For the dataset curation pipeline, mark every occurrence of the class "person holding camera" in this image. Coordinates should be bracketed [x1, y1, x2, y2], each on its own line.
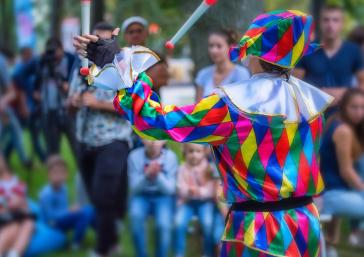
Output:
[34, 38, 76, 156]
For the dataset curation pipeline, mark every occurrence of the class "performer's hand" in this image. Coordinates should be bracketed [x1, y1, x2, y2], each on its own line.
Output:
[73, 28, 121, 67]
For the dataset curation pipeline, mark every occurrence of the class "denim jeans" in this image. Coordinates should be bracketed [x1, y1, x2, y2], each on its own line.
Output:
[129, 194, 173, 257]
[54, 206, 95, 245]
[0, 108, 29, 163]
[322, 190, 364, 218]
[213, 205, 225, 245]
[175, 200, 214, 257]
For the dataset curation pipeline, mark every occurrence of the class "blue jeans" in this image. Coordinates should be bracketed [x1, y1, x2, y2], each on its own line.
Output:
[54, 206, 95, 245]
[0, 108, 29, 163]
[322, 190, 364, 218]
[175, 200, 214, 257]
[129, 195, 174, 257]
[213, 205, 225, 245]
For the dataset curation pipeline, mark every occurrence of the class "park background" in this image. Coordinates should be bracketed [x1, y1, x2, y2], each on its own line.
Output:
[1, 0, 364, 256]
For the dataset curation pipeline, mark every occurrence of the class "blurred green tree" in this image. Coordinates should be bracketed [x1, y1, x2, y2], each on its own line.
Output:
[0, 0, 16, 51]
[184, 0, 262, 71]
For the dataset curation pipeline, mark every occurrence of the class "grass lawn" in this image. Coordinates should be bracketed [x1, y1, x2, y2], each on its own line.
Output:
[7, 133, 364, 257]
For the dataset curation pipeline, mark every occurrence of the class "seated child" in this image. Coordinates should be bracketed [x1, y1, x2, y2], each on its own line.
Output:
[175, 143, 215, 257]
[128, 139, 178, 257]
[39, 155, 94, 249]
[0, 154, 34, 257]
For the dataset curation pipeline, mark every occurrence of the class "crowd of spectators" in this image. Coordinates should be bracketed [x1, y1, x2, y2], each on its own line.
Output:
[1, 4, 364, 257]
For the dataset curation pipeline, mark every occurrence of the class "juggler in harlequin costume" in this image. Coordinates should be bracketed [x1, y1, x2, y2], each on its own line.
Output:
[74, 10, 333, 257]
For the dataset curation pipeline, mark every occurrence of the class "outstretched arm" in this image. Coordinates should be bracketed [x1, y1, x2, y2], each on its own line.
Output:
[113, 73, 234, 145]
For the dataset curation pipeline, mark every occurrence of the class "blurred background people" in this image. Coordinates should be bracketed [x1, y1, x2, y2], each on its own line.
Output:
[128, 140, 178, 257]
[38, 155, 94, 250]
[195, 29, 250, 101]
[175, 144, 215, 257]
[294, 5, 364, 103]
[122, 16, 149, 46]
[320, 88, 364, 246]
[34, 38, 76, 156]
[0, 48, 30, 167]
[0, 154, 34, 257]
[68, 22, 132, 257]
[12, 47, 46, 162]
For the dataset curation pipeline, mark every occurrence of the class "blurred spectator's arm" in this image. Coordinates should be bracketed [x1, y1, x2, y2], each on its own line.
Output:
[82, 91, 116, 112]
[177, 166, 190, 199]
[318, 88, 343, 105]
[155, 151, 178, 195]
[195, 86, 204, 102]
[197, 164, 215, 198]
[356, 70, 364, 90]
[353, 44, 364, 89]
[38, 187, 59, 222]
[33, 59, 43, 102]
[0, 84, 16, 112]
[334, 125, 364, 191]
[128, 151, 150, 195]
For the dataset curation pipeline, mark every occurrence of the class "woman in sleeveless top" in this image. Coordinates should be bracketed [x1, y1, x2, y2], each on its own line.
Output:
[321, 88, 364, 245]
[195, 29, 250, 101]
[74, 10, 333, 257]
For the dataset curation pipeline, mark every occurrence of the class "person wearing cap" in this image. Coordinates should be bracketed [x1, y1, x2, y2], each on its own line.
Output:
[122, 16, 149, 46]
[75, 10, 333, 257]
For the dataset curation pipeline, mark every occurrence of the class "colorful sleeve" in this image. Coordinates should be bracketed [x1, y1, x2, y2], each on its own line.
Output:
[113, 73, 234, 145]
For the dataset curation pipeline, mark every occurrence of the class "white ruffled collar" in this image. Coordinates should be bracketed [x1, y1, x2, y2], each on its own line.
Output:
[219, 73, 334, 123]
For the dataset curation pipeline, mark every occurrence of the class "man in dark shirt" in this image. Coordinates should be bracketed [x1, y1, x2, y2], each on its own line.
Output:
[294, 5, 364, 102]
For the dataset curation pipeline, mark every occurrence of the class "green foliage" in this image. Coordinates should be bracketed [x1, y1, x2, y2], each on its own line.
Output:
[264, 0, 311, 12]
[326, 0, 364, 23]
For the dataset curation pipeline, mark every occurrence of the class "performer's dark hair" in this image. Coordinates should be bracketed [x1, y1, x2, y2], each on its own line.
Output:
[259, 59, 291, 80]
[93, 22, 114, 32]
[338, 88, 364, 146]
[209, 28, 240, 45]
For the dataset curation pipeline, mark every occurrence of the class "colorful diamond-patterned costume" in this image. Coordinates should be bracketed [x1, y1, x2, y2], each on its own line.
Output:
[86, 9, 333, 257]
[113, 71, 332, 257]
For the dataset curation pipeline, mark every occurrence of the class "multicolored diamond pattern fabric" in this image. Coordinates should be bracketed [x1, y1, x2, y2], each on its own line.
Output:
[113, 73, 323, 256]
[229, 10, 319, 68]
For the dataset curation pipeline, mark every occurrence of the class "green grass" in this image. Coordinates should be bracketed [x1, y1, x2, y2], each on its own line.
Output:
[7, 133, 364, 257]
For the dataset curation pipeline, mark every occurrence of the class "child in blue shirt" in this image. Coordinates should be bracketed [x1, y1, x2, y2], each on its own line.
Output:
[39, 155, 94, 249]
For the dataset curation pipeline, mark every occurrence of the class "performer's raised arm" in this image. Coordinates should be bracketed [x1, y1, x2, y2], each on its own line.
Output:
[113, 72, 233, 144]
[73, 32, 234, 145]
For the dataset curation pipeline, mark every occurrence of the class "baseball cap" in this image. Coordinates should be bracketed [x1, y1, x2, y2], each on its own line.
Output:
[121, 16, 148, 33]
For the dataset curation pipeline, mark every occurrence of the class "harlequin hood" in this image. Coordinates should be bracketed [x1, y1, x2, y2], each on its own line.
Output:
[230, 10, 319, 68]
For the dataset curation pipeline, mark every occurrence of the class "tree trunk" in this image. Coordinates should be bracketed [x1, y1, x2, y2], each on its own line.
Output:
[181, 0, 263, 72]
[51, 0, 64, 38]
[311, 0, 325, 39]
[92, 0, 105, 28]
